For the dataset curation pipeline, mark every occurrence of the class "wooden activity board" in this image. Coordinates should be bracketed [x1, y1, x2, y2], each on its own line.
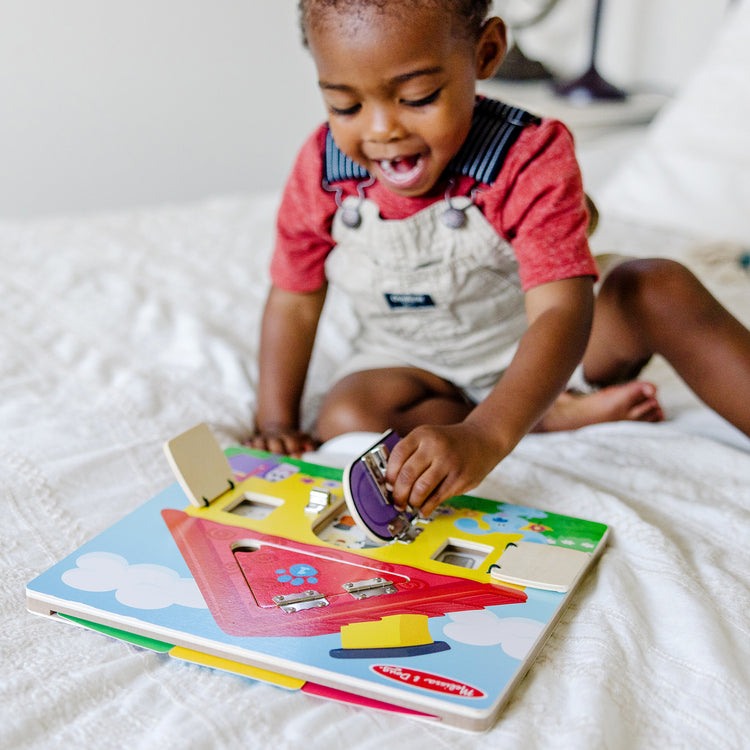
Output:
[27, 424, 609, 731]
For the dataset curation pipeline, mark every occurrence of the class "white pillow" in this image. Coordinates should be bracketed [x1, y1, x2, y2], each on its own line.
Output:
[599, 0, 750, 246]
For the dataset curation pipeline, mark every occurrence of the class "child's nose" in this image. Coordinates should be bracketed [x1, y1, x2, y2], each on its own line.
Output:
[365, 104, 406, 142]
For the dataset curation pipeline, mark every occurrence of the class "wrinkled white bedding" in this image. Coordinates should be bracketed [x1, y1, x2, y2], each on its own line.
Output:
[2, 190, 748, 749]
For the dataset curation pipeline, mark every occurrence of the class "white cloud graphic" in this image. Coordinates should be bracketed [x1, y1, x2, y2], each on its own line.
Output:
[62, 551, 206, 610]
[442, 610, 544, 659]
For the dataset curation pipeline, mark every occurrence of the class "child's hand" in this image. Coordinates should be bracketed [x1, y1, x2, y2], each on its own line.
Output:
[385, 423, 504, 517]
[247, 426, 318, 457]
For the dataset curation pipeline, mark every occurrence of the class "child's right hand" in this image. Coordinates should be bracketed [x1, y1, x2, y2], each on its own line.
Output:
[247, 425, 318, 457]
[385, 422, 505, 518]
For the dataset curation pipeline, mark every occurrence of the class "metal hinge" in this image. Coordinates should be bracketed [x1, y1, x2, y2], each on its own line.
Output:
[272, 590, 329, 613]
[342, 577, 398, 600]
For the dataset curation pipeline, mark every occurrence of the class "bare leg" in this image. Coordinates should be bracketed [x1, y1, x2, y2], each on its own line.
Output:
[540, 258, 750, 436]
[315, 367, 471, 442]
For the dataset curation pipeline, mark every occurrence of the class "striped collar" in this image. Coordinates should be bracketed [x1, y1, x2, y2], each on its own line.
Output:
[323, 97, 540, 186]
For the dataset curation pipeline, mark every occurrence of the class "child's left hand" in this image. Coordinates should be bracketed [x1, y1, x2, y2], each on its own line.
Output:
[385, 423, 505, 517]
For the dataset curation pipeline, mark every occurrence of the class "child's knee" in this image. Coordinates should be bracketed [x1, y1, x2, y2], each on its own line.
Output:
[601, 257, 699, 320]
[315, 391, 383, 441]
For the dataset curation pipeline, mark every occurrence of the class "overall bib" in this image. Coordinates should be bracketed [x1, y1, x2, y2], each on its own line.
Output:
[325, 195, 527, 403]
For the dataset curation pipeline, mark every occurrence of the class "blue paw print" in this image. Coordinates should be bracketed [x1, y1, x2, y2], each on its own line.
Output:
[276, 563, 319, 586]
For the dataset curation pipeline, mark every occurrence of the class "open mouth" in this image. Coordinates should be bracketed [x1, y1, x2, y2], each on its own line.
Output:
[376, 154, 426, 189]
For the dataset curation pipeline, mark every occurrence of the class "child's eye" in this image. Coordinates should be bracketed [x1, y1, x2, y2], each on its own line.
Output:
[328, 103, 361, 116]
[402, 89, 442, 108]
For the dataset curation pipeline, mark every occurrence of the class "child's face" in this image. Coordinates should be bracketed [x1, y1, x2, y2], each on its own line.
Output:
[307, 6, 505, 198]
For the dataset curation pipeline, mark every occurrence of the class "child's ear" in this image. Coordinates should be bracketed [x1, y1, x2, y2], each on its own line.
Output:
[475, 17, 507, 80]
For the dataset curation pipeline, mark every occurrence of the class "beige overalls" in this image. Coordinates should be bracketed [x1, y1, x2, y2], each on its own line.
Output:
[325, 193, 528, 403]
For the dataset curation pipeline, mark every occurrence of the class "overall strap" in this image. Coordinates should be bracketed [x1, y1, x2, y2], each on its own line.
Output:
[447, 99, 541, 184]
[323, 98, 540, 186]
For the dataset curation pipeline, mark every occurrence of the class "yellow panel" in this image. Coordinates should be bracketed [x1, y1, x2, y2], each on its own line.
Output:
[183, 456, 525, 587]
[170, 646, 304, 689]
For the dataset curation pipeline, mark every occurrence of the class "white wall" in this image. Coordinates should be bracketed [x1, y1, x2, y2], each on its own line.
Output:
[0, 0, 732, 219]
[0, 1, 323, 218]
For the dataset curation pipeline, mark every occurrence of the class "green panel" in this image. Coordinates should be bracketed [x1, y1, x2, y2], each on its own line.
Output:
[59, 613, 174, 652]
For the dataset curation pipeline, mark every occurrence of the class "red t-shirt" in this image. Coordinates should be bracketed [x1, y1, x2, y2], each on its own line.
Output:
[271, 117, 596, 293]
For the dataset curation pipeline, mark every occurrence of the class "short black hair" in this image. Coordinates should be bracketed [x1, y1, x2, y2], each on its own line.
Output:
[298, 0, 493, 47]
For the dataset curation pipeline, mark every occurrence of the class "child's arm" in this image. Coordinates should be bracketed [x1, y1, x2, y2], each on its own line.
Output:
[385, 275, 594, 514]
[250, 284, 327, 456]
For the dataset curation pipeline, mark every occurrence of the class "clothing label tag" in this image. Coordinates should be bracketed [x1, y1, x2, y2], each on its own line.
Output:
[384, 293, 435, 309]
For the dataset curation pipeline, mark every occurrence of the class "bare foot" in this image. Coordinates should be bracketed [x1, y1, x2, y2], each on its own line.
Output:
[535, 381, 664, 432]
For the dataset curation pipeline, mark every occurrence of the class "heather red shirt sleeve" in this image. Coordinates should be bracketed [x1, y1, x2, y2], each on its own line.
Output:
[270, 126, 338, 293]
[477, 118, 597, 291]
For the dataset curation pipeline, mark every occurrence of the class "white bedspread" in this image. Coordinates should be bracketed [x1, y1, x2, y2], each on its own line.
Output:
[2, 194, 749, 749]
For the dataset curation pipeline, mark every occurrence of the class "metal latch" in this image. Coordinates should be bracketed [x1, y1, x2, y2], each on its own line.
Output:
[342, 577, 398, 600]
[363, 443, 392, 504]
[363, 441, 422, 543]
[304, 487, 331, 514]
[387, 515, 423, 543]
[272, 590, 329, 613]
